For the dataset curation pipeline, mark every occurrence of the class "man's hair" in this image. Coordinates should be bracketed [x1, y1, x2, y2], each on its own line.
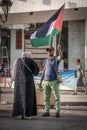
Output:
[77, 59, 80, 63]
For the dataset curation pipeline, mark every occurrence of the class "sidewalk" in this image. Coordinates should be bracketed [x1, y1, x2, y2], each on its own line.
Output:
[0, 87, 87, 108]
[1, 88, 87, 130]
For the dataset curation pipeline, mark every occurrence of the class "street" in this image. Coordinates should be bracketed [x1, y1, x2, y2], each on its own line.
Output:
[0, 106, 87, 130]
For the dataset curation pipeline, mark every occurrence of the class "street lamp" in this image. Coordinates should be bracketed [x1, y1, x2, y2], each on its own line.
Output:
[0, 0, 13, 23]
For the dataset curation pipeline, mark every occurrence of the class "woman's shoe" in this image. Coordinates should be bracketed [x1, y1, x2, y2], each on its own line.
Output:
[21, 115, 24, 119]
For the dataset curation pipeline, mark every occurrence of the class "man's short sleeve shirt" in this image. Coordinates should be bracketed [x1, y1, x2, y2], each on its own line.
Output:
[43, 56, 60, 81]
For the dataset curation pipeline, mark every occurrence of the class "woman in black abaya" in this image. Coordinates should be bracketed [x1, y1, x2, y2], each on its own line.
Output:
[12, 52, 39, 119]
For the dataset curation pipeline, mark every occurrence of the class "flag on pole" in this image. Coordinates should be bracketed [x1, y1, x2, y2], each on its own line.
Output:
[30, 4, 65, 47]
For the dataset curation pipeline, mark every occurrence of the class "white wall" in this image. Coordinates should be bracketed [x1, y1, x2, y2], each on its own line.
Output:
[5, 0, 87, 13]
[10, 29, 24, 67]
[68, 20, 85, 70]
[85, 19, 87, 81]
[2, 7, 86, 25]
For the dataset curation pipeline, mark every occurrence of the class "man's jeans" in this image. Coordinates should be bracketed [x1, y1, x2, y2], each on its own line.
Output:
[43, 80, 60, 113]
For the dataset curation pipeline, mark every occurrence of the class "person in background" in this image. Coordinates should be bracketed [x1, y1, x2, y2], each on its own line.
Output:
[12, 52, 39, 119]
[39, 43, 63, 117]
[0, 60, 4, 84]
[64, 58, 68, 71]
[73, 59, 87, 95]
[0, 60, 4, 76]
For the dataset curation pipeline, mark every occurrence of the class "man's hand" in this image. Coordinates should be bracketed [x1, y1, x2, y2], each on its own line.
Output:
[57, 43, 63, 60]
[38, 82, 42, 89]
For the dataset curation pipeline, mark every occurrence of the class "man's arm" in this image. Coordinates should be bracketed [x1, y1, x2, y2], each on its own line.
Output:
[38, 66, 45, 88]
[57, 43, 63, 60]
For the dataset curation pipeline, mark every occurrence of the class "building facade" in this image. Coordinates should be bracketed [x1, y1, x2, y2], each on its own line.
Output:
[0, 0, 87, 76]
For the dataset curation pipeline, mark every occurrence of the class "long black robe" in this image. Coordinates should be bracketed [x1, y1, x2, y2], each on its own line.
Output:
[12, 57, 39, 117]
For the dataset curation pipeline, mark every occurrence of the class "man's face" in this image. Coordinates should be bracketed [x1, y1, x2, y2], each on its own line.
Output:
[76, 61, 80, 65]
[47, 49, 54, 57]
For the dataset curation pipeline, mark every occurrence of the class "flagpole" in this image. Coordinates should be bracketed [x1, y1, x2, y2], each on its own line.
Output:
[58, 32, 61, 43]
[57, 32, 63, 58]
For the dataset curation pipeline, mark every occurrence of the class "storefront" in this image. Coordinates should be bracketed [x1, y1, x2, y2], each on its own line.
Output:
[0, 28, 11, 67]
[0, 19, 85, 72]
[0, 1, 87, 75]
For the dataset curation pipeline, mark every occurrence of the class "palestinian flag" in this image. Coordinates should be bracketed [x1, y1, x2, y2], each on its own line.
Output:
[30, 4, 65, 47]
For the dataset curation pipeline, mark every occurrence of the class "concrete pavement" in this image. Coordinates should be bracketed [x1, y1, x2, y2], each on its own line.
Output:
[0, 106, 87, 130]
[0, 87, 87, 107]
[0, 88, 87, 130]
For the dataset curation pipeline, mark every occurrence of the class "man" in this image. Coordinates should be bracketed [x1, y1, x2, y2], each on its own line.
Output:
[39, 43, 63, 117]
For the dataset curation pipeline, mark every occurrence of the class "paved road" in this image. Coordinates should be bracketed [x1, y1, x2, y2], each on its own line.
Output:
[0, 106, 87, 130]
[0, 89, 87, 130]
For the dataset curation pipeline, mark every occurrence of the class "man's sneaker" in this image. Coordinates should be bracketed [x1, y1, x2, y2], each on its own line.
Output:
[42, 112, 50, 117]
[55, 112, 60, 117]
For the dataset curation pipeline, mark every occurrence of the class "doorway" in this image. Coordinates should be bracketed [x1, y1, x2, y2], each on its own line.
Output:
[0, 28, 11, 67]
